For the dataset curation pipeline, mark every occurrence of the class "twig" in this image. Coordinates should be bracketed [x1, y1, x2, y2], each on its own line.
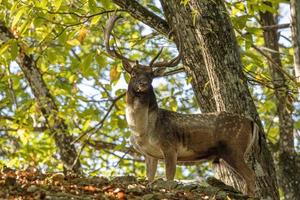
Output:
[71, 92, 125, 144]
[71, 48, 81, 62]
[261, 23, 290, 30]
[236, 29, 297, 84]
[6, 66, 18, 110]
[162, 67, 185, 77]
[113, 149, 131, 167]
[39, 9, 125, 28]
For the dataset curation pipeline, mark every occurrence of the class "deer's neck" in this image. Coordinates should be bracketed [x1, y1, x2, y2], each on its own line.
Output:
[125, 87, 158, 137]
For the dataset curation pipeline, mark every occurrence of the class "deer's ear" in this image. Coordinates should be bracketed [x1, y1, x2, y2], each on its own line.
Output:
[122, 60, 132, 73]
[153, 68, 166, 77]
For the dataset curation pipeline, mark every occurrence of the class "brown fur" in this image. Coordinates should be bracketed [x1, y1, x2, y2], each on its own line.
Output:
[125, 65, 257, 196]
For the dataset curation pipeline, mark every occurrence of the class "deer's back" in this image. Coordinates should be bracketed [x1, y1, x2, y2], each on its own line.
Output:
[130, 109, 253, 162]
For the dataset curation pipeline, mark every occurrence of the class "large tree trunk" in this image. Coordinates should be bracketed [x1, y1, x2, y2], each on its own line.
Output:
[159, 0, 278, 199]
[0, 22, 81, 174]
[260, 3, 300, 199]
[291, 0, 300, 88]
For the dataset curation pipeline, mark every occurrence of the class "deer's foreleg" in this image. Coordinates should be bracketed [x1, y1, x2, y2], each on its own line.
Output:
[145, 156, 158, 181]
[162, 149, 177, 180]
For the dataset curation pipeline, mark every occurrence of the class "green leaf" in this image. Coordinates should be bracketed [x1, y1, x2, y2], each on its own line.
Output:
[53, 0, 63, 11]
[11, 6, 28, 28]
[88, 0, 97, 12]
[10, 40, 18, 60]
[67, 39, 80, 46]
[81, 54, 94, 77]
[90, 15, 101, 26]
[0, 43, 9, 55]
[95, 54, 107, 67]
[82, 119, 91, 131]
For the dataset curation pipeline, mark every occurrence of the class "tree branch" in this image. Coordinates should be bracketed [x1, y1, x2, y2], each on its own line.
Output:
[112, 0, 170, 35]
[71, 92, 126, 144]
[236, 29, 297, 85]
[261, 23, 290, 30]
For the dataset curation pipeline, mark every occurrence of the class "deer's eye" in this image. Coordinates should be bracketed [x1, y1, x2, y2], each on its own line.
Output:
[131, 72, 136, 77]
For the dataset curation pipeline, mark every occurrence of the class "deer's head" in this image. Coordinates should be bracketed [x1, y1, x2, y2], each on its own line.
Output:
[104, 14, 182, 94]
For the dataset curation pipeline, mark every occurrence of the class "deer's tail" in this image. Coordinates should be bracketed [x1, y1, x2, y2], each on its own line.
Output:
[244, 121, 260, 163]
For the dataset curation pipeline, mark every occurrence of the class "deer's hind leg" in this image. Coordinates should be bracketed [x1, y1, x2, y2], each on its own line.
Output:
[223, 153, 256, 196]
[145, 156, 158, 181]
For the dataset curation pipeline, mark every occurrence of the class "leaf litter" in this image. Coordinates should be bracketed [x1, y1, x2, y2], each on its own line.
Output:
[0, 167, 257, 200]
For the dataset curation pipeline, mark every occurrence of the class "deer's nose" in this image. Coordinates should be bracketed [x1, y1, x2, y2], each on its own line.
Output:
[138, 79, 148, 86]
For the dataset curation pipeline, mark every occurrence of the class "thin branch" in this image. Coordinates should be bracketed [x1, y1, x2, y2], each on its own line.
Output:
[38, 9, 125, 28]
[0, 125, 48, 132]
[70, 48, 81, 62]
[6, 66, 18, 110]
[261, 23, 290, 30]
[259, 46, 285, 55]
[113, 149, 131, 167]
[102, 149, 143, 163]
[252, 44, 296, 83]
[236, 29, 297, 84]
[280, 34, 292, 43]
[162, 67, 185, 77]
[86, 139, 137, 157]
[112, 0, 170, 36]
[71, 92, 126, 144]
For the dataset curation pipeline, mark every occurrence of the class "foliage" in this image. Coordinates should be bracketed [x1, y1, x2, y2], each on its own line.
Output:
[0, 0, 298, 184]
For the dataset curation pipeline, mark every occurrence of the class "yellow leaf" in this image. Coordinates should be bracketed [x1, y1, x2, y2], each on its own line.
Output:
[110, 66, 119, 82]
[54, 0, 63, 11]
[67, 39, 80, 46]
[78, 27, 87, 44]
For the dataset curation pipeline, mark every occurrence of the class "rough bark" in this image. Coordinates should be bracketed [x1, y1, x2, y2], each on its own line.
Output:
[260, 4, 300, 199]
[0, 22, 81, 174]
[160, 1, 278, 199]
[112, 0, 169, 35]
[291, 0, 300, 88]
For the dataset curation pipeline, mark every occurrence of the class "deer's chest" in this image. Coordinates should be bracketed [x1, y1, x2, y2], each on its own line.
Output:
[130, 135, 163, 159]
[125, 100, 156, 136]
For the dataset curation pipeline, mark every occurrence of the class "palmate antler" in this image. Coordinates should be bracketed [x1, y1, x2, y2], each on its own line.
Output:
[104, 14, 182, 72]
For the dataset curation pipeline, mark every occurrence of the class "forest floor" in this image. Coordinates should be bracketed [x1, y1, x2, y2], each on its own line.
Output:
[0, 168, 256, 200]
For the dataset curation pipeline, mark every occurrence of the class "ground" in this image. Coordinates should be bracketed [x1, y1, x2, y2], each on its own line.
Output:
[0, 168, 256, 200]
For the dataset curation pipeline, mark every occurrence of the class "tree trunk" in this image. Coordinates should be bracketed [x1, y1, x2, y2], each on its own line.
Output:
[159, 0, 278, 199]
[260, 3, 300, 199]
[291, 0, 300, 88]
[0, 22, 81, 174]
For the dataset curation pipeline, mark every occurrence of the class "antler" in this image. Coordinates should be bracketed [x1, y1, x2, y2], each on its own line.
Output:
[151, 39, 182, 68]
[104, 14, 134, 65]
[105, 14, 182, 70]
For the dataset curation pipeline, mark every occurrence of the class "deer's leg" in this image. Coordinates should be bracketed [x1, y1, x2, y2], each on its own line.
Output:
[223, 154, 256, 196]
[162, 149, 177, 180]
[145, 156, 158, 181]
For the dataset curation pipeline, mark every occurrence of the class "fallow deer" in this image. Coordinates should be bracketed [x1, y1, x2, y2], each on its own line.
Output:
[104, 14, 258, 196]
